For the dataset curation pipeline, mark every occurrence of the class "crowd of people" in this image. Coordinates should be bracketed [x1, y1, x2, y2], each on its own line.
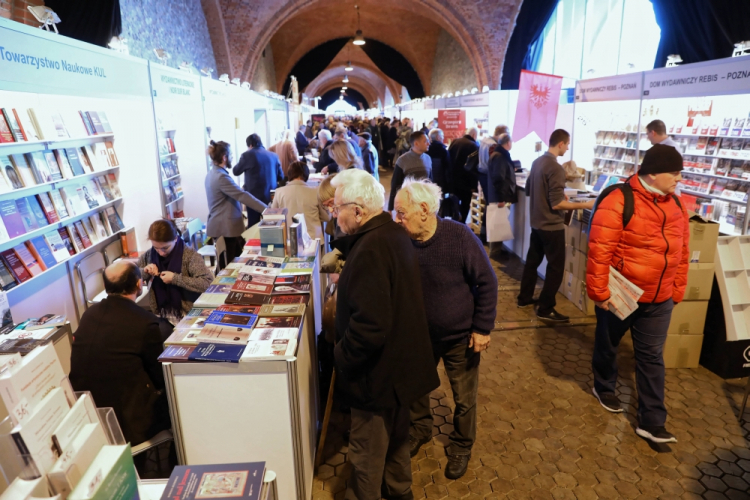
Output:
[66, 114, 689, 496]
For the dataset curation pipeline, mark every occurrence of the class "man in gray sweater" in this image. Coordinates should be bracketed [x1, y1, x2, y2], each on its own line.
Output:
[388, 131, 432, 210]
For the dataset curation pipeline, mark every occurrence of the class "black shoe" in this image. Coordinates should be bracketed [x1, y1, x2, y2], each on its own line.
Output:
[592, 388, 623, 413]
[409, 435, 430, 457]
[536, 308, 569, 323]
[517, 298, 538, 309]
[636, 425, 677, 444]
[445, 453, 470, 479]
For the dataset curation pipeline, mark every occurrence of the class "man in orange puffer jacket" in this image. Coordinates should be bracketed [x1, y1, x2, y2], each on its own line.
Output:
[587, 144, 689, 444]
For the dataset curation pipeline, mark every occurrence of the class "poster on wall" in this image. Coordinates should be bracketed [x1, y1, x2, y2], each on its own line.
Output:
[438, 109, 466, 142]
[512, 70, 563, 146]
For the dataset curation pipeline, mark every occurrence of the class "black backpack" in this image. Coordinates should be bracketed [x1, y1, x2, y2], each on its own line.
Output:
[589, 180, 682, 230]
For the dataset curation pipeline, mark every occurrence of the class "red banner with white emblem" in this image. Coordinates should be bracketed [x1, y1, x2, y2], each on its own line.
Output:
[512, 70, 563, 146]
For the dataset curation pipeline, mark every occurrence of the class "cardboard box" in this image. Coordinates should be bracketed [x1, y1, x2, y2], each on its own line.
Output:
[579, 226, 590, 255]
[688, 216, 719, 263]
[577, 249, 588, 281]
[560, 270, 573, 296]
[663, 333, 704, 368]
[668, 300, 708, 335]
[565, 245, 582, 279]
[564, 272, 580, 303]
[577, 280, 596, 316]
[684, 263, 715, 301]
[567, 218, 583, 250]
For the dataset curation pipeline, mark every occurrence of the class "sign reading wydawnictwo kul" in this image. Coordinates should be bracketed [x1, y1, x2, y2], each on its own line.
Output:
[643, 55, 750, 99]
[575, 73, 643, 102]
[0, 18, 150, 99]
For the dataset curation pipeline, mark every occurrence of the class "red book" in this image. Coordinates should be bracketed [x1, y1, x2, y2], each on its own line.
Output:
[73, 221, 92, 249]
[0, 249, 31, 283]
[231, 281, 273, 295]
[13, 243, 43, 276]
[57, 227, 77, 256]
[269, 295, 308, 304]
[216, 305, 261, 314]
[36, 192, 60, 223]
[12, 110, 28, 141]
[0, 113, 14, 143]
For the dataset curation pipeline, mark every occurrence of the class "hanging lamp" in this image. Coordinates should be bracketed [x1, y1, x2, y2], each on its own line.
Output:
[353, 6, 365, 45]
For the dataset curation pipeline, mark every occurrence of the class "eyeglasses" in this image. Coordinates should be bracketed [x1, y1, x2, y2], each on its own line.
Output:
[331, 202, 361, 216]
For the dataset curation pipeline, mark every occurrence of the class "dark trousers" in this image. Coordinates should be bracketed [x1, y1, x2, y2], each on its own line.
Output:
[246, 206, 262, 228]
[217, 236, 245, 273]
[478, 171, 489, 202]
[592, 299, 673, 427]
[346, 406, 413, 500]
[518, 228, 565, 314]
[456, 189, 473, 224]
[410, 339, 480, 455]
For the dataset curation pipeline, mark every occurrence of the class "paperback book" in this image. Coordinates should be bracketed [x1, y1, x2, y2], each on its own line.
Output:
[187, 343, 246, 363]
[160, 461, 266, 500]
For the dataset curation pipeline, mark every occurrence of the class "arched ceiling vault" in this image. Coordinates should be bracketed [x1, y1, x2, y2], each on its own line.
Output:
[214, 0, 525, 91]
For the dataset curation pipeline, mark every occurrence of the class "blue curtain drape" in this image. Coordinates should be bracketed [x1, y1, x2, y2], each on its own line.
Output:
[500, 0, 560, 90]
[651, 0, 750, 67]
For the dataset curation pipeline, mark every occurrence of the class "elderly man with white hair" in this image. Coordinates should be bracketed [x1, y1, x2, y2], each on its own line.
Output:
[329, 169, 439, 500]
[427, 128, 452, 195]
[394, 177, 498, 480]
[313, 129, 335, 173]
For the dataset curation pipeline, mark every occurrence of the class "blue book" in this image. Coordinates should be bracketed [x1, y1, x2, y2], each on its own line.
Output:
[0, 199, 26, 238]
[592, 175, 609, 193]
[29, 236, 57, 270]
[14, 198, 39, 232]
[205, 311, 258, 329]
[160, 461, 266, 500]
[188, 343, 245, 363]
[25, 196, 49, 228]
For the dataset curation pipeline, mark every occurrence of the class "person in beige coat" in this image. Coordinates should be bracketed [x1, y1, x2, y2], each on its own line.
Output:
[271, 161, 330, 243]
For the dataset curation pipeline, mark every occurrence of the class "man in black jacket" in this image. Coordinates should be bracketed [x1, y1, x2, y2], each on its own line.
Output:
[295, 124, 309, 154]
[427, 128, 452, 194]
[330, 169, 439, 500]
[448, 128, 480, 223]
[232, 134, 283, 227]
[70, 261, 173, 446]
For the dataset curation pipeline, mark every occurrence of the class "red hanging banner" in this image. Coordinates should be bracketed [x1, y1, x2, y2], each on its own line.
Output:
[438, 109, 466, 142]
[512, 70, 563, 146]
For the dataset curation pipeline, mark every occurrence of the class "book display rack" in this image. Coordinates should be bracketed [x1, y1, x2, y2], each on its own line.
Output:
[158, 129, 183, 218]
[714, 235, 750, 341]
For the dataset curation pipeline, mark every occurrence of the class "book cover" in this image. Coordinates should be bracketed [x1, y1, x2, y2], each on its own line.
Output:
[37, 192, 60, 223]
[216, 304, 261, 315]
[10, 387, 70, 473]
[50, 189, 70, 219]
[54, 149, 75, 179]
[231, 281, 273, 294]
[0, 249, 31, 283]
[86, 111, 104, 134]
[95, 176, 114, 202]
[78, 146, 94, 172]
[97, 211, 112, 236]
[58, 227, 79, 255]
[13, 198, 37, 234]
[275, 274, 311, 284]
[10, 154, 35, 187]
[164, 329, 202, 346]
[0, 110, 15, 142]
[160, 462, 266, 500]
[51, 392, 98, 455]
[104, 141, 119, 166]
[186, 307, 215, 317]
[73, 221, 93, 248]
[79, 110, 95, 135]
[50, 112, 69, 138]
[43, 150, 65, 181]
[89, 214, 108, 241]
[0, 199, 25, 238]
[205, 311, 258, 329]
[259, 304, 305, 317]
[27, 237, 57, 271]
[60, 186, 84, 215]
[175, 316, 207, 330]
[0, 216, 8, 244]
[0, 258, 18, 290]
[256, 316, 301, 328]
[18, 109, 40, 141]
[235, 272, 275, 285]
[1, 155, 23, 189]
[241, 337, 297, 361]
[85, 179, 106, 205]
[68, 444, 138, 500]
[158, 345, 196, 362]
[14, 243, 43, 276]
[196, 323, 252, 345]
[27, 151, 53, 183]
[93, 142, 110, 168]
[0, 156, 15, 193]
[188, 342, 246, 362]
[82, 217, 99, 244]
[12, 109, 29, 140]
[27, 108, 47, 140]
[2, 108, 25, 141]
[224, 291, 271, 306]
[98, 112, 113, 133]
[193, 293, 230, 308]
[45, 230, 72, 261]
[272, 283, 311, 294]
[269, 294, 308, 304]
[106, 173, 121, 198]
[48, 421, 107, 499]
[65, 148, 86, 176]
[82, 145, 100, 171]
[26, 195, 50, 228]
[105, 207, 124, 232]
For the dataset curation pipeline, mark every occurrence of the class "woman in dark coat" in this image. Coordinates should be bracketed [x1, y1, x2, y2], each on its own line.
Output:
[487, 133, 517, 206]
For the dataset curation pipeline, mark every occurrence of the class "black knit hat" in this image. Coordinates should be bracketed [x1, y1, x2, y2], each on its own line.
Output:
[639, 144, 683, 175]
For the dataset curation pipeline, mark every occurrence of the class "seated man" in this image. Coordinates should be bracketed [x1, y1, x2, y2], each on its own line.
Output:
[69, 261, 173, 446]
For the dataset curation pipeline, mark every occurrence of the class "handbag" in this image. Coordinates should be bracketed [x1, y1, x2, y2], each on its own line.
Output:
[486, 204, 513, 242]
[464, 151, 479, 173]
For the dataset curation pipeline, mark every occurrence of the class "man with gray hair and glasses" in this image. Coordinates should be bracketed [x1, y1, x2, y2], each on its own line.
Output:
[393, 177, 498, 479]
[330, 169, 439, 499]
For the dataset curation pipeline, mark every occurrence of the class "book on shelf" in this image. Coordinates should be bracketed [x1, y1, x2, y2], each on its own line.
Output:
[158, 344, 196, 362]
[188, 342, 245, 362]
[59, 186, 83, 216]
[79, 111, 95, 135]
[48, 421, 108, 499]
[54, 149, 75, 179]
[0, 156, 15, 193]
[16, 109, 39, 142]
[95, 176, 114, 202]
[0, 258, 18, 290]
[41, 150, 64, 182]
[11, 154, 36, 187]
[104, 141, 118, 167]
[14, 243, 44, 276]
[50, 112, 69, 138]
[1, 155, 24, 190]
[48, 189, 69, 219]
[85, 179, 106, 206]
[27, 151, 53, 184]
[50, 392, 98, 455]
[0, 216, 8, 244]
[65, 148, 87, 176]
[68, 444, 138, 500]
[120, 227, 137, 257]
[27, 237, 57, 270]
[81, 217, 99, 244]
[81, 145, 99, 171]
[73, 221, 93, 249]
[161, 462, 266, 500]
[2, 108, 26, 141]
[0, 110, 15, 142]
[10, 387, 70, 473]
[27, 195, 51, 228]
[56, 227, 78, 256]
[98, 112, 112, 134]
[106, 173, 121, 198]
[14, 198, 39, 233]
[27, 109, 47, 140]
[93, 143, 110, 168]
[86, 111, 104, 135]
[37, 192, 60, 224]
[1, 249, 32, 283]
[0, 198, 26, 238]
[90, 214, 109, 240]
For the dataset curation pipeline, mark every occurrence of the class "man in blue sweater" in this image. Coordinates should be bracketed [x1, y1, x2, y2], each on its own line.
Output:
[394, 178, 498, 480]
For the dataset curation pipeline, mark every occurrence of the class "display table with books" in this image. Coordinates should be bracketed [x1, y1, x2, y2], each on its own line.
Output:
[161, 243, 322, 500]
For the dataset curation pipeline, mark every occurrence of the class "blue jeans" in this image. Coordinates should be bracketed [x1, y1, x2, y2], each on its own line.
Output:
[592, 299, 673, 427]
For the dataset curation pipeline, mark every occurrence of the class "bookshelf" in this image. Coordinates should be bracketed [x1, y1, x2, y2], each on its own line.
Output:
[157, 129, 183, 218]
[0, 166, 119, 203]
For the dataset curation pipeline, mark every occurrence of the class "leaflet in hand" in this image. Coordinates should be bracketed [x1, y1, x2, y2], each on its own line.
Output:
[607, 266, 644, 320]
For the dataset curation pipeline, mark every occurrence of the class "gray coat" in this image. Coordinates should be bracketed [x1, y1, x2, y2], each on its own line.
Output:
[205, 165, 267, 238]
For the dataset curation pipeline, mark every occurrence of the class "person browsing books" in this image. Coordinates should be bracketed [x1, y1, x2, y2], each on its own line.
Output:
[270, 161, 330, 243]
[587, 144, 688, 444]
[646, 120, 679, 148]
[70, 261, 173, 449]
[138, 220, 214, 324]
[205, 140, 267, 270]
[393, 178, 498, 480]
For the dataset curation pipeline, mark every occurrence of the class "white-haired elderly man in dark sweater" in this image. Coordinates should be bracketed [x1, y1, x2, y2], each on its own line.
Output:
[394, 177, 498, 480]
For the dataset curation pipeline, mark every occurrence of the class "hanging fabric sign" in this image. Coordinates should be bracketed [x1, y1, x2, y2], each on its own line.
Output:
[512, 70, 563, 146]
[438, 109, 466, 141]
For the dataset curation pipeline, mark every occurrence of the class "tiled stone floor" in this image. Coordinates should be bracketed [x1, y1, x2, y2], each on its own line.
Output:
[313, 251, 750, 499]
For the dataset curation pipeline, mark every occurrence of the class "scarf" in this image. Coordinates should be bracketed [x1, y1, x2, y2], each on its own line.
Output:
[638, 175, 667, 196]
[150, 238, 187, 317]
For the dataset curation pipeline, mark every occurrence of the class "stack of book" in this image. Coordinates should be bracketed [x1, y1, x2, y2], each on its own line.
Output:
[160, 248, 315, 363]
[0, 344, 139, 499]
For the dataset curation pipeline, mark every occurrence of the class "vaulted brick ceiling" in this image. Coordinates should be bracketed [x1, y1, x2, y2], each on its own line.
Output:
[203, 0, 523, 92]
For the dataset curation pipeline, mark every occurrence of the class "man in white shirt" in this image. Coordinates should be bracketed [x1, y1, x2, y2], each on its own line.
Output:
[646, 120, 679, 148]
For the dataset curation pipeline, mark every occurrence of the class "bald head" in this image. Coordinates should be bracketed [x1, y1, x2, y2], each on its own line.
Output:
[104, 261, 142, 297]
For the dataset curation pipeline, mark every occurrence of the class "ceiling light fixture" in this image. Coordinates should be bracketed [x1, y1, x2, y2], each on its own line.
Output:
[353, 5, 366, 45]
[341, 89, 346, 93]
[343, 75, 350, 83]
[342, 86, 348, 90]
[345, 61, 354, 71]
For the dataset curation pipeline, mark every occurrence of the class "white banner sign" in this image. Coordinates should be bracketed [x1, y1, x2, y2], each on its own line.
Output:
[424, 100, 435, 110]
[433, 98, 446, 109]
[460, 93, 489, 107]
[575, 74, 642, 102]
[0, 18, 150, 99]
[445, 97, 461, 108]
[150, 64, 201, 103]
[643, 56, 750, 99]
